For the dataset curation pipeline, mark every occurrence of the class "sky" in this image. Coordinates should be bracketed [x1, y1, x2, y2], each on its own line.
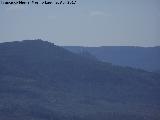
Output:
[0, 0, 159, 46]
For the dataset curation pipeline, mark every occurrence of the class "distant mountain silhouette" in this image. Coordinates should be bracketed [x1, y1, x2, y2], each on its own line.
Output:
[0, 40, 160, 120]
[63, 46, 160, 72]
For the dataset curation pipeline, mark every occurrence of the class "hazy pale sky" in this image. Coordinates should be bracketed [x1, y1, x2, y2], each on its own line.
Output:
[0, 0, 159, 46]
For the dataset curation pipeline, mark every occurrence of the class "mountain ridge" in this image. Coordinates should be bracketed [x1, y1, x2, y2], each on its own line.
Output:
[63, 46, 160, 72]
[0, 40, 160, 120]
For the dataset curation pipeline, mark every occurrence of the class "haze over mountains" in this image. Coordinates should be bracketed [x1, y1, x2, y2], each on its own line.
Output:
[63, 46, 160, 72]
[0, 40, 160, 120]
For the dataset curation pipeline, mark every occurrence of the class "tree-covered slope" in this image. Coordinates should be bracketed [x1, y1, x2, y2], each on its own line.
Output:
[0, 40, 160, 120]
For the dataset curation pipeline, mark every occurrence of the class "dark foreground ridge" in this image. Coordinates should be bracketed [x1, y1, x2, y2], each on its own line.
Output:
[0, 40, 160, 120]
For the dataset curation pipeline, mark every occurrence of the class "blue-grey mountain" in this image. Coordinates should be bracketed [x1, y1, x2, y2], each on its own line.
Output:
[0, 40, 160, 120]
[64, 46, 160, 72]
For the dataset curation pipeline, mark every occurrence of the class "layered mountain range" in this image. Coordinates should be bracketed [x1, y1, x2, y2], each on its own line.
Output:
[64, 46, 160, 72]
[0, 40, 160, 120]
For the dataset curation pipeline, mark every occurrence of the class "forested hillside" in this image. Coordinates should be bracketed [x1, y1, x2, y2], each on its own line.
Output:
[0, 40, 160, 120]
